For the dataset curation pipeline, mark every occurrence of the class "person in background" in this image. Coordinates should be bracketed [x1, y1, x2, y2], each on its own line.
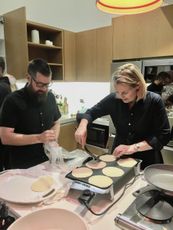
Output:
[0, 57, 12, 171]
[165, 94, 173, 109]
[147, 71, 171, 95]
[0, 57, 11, 105]
[0, 58, 61, 169]
[162, 70, 173, 101]
[75, 63, 170, 170]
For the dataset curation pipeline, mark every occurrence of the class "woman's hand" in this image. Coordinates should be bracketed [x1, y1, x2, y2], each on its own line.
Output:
[75, 119, 88, 148]
[75, 126, 87, 148]
[113, 144, 136, 158]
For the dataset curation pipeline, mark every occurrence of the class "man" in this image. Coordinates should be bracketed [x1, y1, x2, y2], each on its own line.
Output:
[147, 71, 171, 95]
[0, 58, 61, 169]
[0, 57, 12, 171]
[0, 57, 11, 106]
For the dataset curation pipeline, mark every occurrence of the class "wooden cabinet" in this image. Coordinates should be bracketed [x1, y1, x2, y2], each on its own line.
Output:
[3, 7, 64, 80]
[76, 29, 97, 81]
[112, 5, 173, 60]
[76, 26, 112, 82]
[64, 30, 76, 81]
[3, 7, 28, 78]
[96, 26, 112, 81]
[58, 122, 77, 151]
[27, 21, 64, 80]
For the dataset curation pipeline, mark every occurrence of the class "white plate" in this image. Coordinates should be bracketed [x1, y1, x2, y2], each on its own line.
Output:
[8, 208, 88, 230]
[0, 175, 57, 204]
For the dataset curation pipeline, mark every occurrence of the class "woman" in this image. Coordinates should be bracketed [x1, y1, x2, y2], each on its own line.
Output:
[75, 63, 170, 170]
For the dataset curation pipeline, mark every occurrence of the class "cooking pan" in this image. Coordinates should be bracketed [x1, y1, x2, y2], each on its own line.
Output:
[144, 164, 173, 196]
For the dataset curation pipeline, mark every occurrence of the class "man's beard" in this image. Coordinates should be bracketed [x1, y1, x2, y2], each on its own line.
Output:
[27, 84, 47, 105]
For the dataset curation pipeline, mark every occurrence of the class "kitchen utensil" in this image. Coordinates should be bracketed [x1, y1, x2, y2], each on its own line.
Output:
[143, 164, 173, 196]
[84, 145, 99, 162]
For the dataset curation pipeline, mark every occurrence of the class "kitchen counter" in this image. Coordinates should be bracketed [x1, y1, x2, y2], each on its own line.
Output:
[60, 114, 76, 125]
[60, 114, 110, 126]
[0, 163, 147, 230]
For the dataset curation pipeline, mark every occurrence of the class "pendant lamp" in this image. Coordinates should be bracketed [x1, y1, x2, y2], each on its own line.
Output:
[96, 0, 163, 15]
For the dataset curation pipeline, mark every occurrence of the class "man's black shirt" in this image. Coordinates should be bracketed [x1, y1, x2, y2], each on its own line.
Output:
[0, 85, 61, 169]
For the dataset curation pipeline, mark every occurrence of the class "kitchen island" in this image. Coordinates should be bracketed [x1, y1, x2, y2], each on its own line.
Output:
[0, 162, 147, 230]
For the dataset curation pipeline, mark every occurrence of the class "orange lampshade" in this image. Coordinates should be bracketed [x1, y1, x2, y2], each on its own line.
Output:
[96, 0, 163, 15]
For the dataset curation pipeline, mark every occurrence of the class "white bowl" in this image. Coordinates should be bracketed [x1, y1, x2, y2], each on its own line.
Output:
[8, 208, 89, 230]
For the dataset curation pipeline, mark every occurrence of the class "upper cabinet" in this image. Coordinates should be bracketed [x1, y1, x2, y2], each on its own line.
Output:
[96, 26, 112, 82]
[3, 7, 64, 80]
[76, 29, 97, 81]
[3, 7, 28, 78]
[112, 5, 173, 60]
[76, 26, 112, 82]
[63, 30, 76, 81]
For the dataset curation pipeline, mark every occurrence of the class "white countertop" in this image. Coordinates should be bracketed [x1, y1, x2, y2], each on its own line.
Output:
[60, 114, 76, 125]
[60, 114, 110, 126]
[0, 164, 147, 230]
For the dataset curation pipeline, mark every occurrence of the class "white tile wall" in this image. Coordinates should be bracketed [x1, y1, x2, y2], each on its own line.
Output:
[16, 81, 110, 114]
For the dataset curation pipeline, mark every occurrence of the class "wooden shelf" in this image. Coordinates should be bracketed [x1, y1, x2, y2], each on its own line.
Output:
[28, 42, 62, 50]
[3, 7, 64, 80]
[27, 21, 64, 80]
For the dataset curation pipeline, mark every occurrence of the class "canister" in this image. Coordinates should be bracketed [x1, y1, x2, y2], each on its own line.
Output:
[31, 29, 40, 43]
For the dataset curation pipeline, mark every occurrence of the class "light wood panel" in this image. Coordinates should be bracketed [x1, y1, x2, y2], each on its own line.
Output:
[76, 29, 97, 81]
[76, 26, 112, 82]
[96, 26, 112, 81]
[58, 123, 77, 151]
[64, 30, 76, 81]
[112, 5, 173, 60]
[4, 7, 28, 78]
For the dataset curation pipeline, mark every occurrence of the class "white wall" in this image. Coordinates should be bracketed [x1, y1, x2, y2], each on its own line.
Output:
[0, 0, 113, 32]
[16, 81, 110, 114]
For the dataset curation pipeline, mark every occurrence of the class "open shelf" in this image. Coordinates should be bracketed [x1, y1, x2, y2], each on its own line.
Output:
[27, 21, 64, 80]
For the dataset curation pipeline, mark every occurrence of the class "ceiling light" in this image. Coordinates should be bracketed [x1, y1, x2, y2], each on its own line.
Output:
[96, 0, 163, 15]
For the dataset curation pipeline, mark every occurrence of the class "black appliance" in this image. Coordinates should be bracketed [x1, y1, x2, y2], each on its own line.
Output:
[86, 123, 109, 148]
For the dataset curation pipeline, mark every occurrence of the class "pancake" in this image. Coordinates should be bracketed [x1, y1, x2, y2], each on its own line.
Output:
[99, 154, 116, 162]
[102, 167, 124, 177]
[86, 161, 106, 169]
[117, 158, 137, 168]
[31, 175, 55, 192]
[88, 175, 113, 188]
[72, 167, 93, 178]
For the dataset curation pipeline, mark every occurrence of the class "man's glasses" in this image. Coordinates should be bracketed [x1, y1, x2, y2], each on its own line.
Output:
[31, 76, 52, 88]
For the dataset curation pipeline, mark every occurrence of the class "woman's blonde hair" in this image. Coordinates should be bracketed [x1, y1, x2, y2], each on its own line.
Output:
[112, 63, 147, 101]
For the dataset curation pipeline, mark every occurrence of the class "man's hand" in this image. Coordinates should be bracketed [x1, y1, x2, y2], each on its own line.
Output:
[39, 130, 56, 143]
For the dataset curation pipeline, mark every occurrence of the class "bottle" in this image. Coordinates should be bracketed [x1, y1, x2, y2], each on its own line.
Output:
[63, 97, 68, 115]
[57, 95, 64, 114]
[79, 99, 87, 113]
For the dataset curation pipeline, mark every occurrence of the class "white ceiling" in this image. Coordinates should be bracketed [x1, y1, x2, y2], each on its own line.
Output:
[0, 0, 172, 32]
